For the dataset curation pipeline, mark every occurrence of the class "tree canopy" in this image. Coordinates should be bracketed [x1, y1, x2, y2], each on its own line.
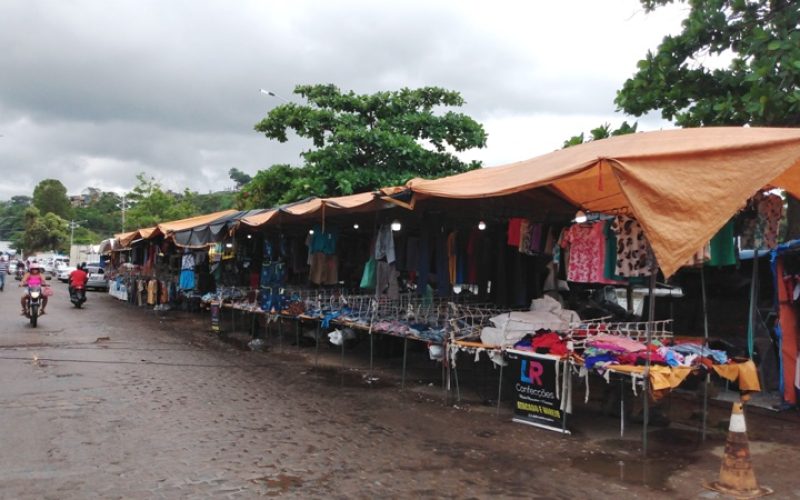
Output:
[125, 174, 193, 230]
[244, 84, 488, 208]
[240, 164, 304, 209]
[32, 179, 72, 220]
[229, 168, 253, 189]
[563, 121, 638, 148]
[616, 0, 800, 127]
[16, 206, 68, 254]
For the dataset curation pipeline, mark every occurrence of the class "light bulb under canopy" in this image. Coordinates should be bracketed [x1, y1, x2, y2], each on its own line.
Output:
[391, 220, 402, 232]
[574, 210, 588, 224]
[478, 221, 487, 231]
[353, 223, 359, 230]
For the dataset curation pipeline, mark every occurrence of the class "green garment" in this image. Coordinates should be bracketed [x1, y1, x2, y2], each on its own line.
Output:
[709, 220, 736, 267]
[603, 220, 620, 281]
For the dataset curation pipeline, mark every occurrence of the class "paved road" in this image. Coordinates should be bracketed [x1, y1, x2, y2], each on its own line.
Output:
[0, 279, 795, 498]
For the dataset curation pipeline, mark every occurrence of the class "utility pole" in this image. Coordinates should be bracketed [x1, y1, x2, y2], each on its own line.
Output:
[118, 194, 129, 232]
[68, 219, 87, 253]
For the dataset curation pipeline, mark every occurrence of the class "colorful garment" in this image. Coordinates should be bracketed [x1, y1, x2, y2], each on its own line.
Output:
[709, 220, 736, 266]
[561, 222, 618, 284]
[611, 215, 653, 277]
[507, 218, 523, 247]
[740, 193, 782, 250]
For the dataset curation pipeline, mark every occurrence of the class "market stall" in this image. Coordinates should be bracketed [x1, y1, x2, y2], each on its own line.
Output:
[108, 127, 800, 447]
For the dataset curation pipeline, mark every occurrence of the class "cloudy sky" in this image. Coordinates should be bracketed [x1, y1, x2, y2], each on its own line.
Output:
[0, 0, 687, 200]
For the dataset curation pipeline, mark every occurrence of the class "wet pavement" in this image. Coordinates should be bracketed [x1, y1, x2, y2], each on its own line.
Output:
[0, 280, 798, 498]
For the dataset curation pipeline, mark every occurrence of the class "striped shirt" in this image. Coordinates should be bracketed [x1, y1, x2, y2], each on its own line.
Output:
[0, 261, 7, 273]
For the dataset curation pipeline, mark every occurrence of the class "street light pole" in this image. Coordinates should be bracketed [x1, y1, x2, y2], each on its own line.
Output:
[259, 88, 290, 104]
[118, 194, 129, 232]
[68, 219, 88, 253]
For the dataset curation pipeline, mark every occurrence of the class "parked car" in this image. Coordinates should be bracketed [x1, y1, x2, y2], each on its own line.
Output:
[85, 265, 109, 291]
[57, 266, 76, 283]
[40, 259, 55, 276]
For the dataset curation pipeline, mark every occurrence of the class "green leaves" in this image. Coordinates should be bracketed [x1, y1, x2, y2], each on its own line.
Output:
[248, 84, 488, 207]
[617, 0, 800, 128]
[32, 179, 72, 220]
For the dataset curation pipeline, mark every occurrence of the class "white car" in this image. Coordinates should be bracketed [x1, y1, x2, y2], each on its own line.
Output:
[58, 266, 76, 283]
[85, 265, 109, 291]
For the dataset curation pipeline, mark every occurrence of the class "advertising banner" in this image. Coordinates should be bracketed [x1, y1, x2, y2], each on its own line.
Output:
[506, 350, 570, 434]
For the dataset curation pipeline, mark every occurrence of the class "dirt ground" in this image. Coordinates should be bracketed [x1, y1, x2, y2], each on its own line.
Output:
[0, 279, 798, 498]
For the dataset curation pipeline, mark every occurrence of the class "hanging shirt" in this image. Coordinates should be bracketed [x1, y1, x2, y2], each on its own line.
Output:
[740, 193, 782, 250]
[507, 218, 523, 247]
[709, 220, 736, 266]
[374, 224, 396, 263]
[147, 279, 158, 305]
[181, 253, 196, 270]
[561, 222, 619, 284]
[447, 231, 457, 285]
[611, 215, 654, 277]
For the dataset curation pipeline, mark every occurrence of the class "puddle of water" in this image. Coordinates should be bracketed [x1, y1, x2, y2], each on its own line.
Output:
[311, 366, 394, 389]
[569, 452, 690, 491]
[568, 429, 701, 491]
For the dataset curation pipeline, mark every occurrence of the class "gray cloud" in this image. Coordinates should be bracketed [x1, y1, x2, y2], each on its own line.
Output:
[0, 0, 684, 200]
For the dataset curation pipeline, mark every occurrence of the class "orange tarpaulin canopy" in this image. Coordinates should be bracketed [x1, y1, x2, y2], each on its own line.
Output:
[114, 230, 142, 248]
[405, 127, 800, 277]
[155, 209, 238, 234]
[238, 192, 392, 229]
[113, 210, 238, 248]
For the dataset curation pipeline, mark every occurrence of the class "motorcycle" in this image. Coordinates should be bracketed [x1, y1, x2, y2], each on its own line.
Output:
[15, 267, 24, 281]
[25, 286, 43, 327]
[69, 285, 86, 308]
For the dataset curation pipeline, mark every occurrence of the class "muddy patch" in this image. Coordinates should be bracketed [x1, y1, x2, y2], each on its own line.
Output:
[308, 366, 394, 389]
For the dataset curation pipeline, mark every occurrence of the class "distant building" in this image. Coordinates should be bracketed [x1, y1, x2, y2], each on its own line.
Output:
[69, 195, 87, 208]
[70, 244, 101, 266]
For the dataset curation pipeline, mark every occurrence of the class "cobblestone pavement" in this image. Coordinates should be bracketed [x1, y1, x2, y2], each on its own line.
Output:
[0, 281, 798, 499]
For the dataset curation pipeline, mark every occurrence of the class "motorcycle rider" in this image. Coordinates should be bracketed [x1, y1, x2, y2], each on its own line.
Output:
[69, 263, 88, 298]
[20, 263, 48, 315]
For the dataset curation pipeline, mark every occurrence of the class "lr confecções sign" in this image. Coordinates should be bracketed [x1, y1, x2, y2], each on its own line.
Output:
[507, 351, 569, 434]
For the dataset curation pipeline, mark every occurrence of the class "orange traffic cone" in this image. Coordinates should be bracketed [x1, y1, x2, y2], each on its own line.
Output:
[704, 401, 772, 498]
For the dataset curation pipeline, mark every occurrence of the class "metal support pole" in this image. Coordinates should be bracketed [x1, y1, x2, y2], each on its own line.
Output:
[401, 337, 408, 389]
[341, 331, 346, 370]
[700, 265, 710, 442]
[643, 263, 657, 457]
[496, 362, 504, 416]
[620, 377, 625, 438]
[278, 316, 283, 350]
[454, 355, 461, 402]
[295, 319, 300, 349]
[315, 320, 320, 367]
[369, 332, 374, 382]
[747, 250, 759, 359]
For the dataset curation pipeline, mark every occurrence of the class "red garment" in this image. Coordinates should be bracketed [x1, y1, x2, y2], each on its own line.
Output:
[507, 218, 523, 247]
[69, 269, 88, 287]
[530, 332, 568, 356]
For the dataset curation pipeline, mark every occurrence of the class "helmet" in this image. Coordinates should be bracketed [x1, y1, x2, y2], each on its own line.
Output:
[29, 264, 40, 271]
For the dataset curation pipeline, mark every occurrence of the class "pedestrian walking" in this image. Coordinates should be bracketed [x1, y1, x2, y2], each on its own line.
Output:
[0, 257, 8, 292]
